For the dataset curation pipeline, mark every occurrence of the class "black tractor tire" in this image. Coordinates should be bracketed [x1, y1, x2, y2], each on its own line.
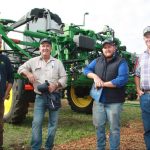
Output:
[67, 86, 93, 114]
[3, 79, 35, 124]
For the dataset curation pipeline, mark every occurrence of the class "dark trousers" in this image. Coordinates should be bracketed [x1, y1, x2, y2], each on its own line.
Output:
[0, 100, 4, 149]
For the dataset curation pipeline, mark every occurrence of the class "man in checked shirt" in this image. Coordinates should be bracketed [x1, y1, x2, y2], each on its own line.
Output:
[134, 26, 150, 150]
[18, 38, 67, 150]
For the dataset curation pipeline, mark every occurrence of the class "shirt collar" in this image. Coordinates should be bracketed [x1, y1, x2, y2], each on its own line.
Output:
[39, 55, 55, 62]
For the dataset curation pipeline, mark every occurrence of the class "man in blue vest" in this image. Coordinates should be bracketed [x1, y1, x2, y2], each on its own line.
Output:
[83, 39, 129, 150]
[0, 36, 14, 150]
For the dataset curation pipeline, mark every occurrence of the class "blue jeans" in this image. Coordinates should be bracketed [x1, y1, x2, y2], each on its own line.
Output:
[140, 93, 150, 150]
[31, 94, 59, 150]
[93, 101, 123, 150]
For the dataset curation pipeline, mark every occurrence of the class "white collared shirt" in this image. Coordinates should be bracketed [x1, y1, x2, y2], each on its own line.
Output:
[18, 55, 67, 93]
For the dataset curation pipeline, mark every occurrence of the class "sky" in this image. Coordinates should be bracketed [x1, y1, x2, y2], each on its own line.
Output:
[0, 0, 149, 54]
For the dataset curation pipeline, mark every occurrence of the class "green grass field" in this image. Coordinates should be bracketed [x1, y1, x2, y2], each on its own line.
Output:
[3, 100, 142, 149]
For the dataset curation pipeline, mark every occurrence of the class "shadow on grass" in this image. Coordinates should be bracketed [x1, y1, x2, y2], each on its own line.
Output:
[14, 104, 93, 129]
[4, 104, 94, 147]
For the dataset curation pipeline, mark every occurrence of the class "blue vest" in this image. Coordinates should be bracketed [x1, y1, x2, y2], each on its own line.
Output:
[95, 54, 125, 103]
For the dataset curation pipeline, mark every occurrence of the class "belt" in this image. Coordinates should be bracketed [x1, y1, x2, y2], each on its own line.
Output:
[36, 93, 42, 96]
[142, 89, 150, 93]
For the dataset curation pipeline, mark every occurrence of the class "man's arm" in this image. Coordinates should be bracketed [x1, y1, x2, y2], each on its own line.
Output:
[20, 71, 36, 83]
[92, 60, 129, 88]
[87, 72, 104, 88]
[84, 59, 104, 88]
[3, 83, 13, 100]
[110, 60, 129, 88]
[134, 76, 144, 96]
[57, 61, 67, 88]
[83, 59, 96, 75]
[18, 60, 36, 83]
[103, 81, 116, 88]
[5, 56, 14, 100]
[134, 56, 143, 96]
[48, 60, 67, 93]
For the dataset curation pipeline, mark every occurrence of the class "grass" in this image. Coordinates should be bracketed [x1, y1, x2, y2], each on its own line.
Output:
[121, 103, 141, 126]
[3, 100, 142, 149]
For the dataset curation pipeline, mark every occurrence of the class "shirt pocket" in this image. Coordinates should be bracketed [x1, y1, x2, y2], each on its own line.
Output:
[33, 66, 42, 80]
[46, 66, 59, 80]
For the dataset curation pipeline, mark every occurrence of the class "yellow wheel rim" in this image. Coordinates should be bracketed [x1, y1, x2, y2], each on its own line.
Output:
[4, 89, 13, 115]
[70, 86, 92, 108]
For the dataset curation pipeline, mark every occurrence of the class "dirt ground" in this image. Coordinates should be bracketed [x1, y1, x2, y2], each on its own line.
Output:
[10, 101, 146, 150]
[53, 100, 146, 150]
[11, 121, 146, 150]
[53, 121, 146, 150]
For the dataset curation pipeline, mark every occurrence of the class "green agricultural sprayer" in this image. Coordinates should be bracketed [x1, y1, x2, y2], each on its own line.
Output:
[0, 8, 137, 124]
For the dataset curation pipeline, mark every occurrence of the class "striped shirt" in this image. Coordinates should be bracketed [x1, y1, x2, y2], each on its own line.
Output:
[134, 50, 150, 90]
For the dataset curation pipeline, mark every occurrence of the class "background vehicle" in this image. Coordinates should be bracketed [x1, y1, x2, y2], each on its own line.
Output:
[0, 8, 137, 124]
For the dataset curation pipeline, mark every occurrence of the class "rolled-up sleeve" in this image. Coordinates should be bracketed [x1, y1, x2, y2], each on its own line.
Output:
[18, 60, 32, 75]
[134, 58, 140, 77]
[83, 59, 96, 75]
[58, 60, 67, 88]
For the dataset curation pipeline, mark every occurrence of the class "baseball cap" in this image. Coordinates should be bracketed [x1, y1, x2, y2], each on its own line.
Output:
[40, 38, 51, 45]
[143, 26, 150, 36]
[102, 39, 115, 47]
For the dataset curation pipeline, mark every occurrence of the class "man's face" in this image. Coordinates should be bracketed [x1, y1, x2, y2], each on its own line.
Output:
[39, 42, 52, 57]
[144, 33, 150, 49]
[102, 43, 116, 58]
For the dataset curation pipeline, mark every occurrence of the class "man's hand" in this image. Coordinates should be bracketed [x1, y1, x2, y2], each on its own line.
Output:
[26, 72, 36, 83]
[137, 89, 144, 96]
[93, 75, 104, 88]
[87, 73, 104, 88]
[48, 83, 58, 93]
